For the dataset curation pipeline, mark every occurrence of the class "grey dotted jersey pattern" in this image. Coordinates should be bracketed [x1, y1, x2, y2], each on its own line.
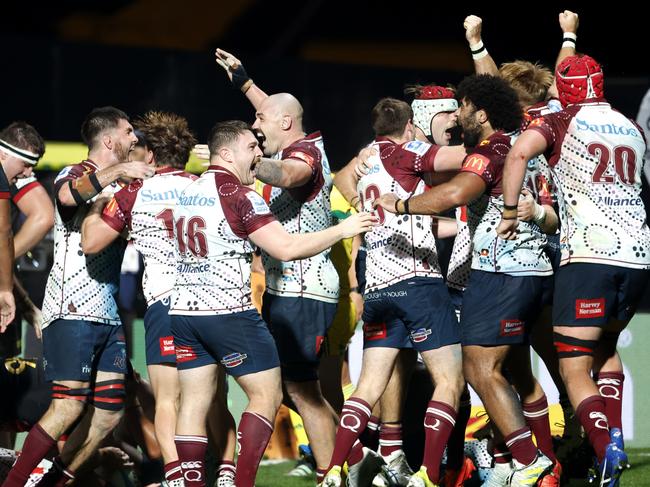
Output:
[261, 135, 339, 303]
[170, 169, 275, 315]
[42, 166, 124, 329]
[126, 171, 196, 305]
[464, 133, 552, 276]
[543, 102, 650, 268]
[446, 207, 471, 291]
[358, 144, 442, 292]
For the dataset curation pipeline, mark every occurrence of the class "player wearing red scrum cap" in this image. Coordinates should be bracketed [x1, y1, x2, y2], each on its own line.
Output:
[498, 54, 649, 487]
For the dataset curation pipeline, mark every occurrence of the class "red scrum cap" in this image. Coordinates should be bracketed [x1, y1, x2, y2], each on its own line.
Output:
[555, 54, 604, 107]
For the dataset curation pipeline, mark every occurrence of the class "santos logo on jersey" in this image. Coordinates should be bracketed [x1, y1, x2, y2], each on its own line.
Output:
[141, 188, 181, 202]
[575, 118, 641, 138]
[178, 194, 217, 207]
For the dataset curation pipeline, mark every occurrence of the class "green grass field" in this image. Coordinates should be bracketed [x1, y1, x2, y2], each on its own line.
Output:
[255, 449, 650, 486]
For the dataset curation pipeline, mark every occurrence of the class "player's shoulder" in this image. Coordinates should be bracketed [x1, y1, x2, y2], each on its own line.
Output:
[54, 160, 95, 182]
[400, 139, 434, 157]
[283, 132, 323, 164]
[474, 132, 511, 159]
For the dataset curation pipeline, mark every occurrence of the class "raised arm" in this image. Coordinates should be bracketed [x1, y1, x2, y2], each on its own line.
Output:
[13, 183, 54, 258]
[556, 10, 579, 69]
[249, 212, 376, 262]
[464, 15, 498, 75]
[215, 48, 269, 110]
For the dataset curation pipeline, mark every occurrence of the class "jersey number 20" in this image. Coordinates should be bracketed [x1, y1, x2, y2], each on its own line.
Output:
[589, 142, 637, 185]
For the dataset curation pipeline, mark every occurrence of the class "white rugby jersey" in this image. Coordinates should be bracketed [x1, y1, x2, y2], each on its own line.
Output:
[529, 99, 650, 268]
[259, 132, 339, 303]
[101, 167, 197, 305]
[357, 137, 443, 292]
[42, 161, 125, 328]
[446, 105, 559, 290]
[446, 206, 472, 291]
[461, 133, 552, 276]
[169, 166, 276, 315]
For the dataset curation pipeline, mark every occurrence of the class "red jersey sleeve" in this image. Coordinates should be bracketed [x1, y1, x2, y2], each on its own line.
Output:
[100, 181, 140, 233]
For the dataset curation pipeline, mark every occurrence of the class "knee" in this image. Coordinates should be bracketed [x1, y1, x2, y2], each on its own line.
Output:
[558, 358, 587, 382]
[434, 369, 465, 399]
[250, 385, 283, 413]
[286, 382, 326, 409]
[50, 383, 91, 419]
[93, 408, 124, 433]
[462, 357, 483, 386]
[50, 397, 87, 421]
[269, 387, 283, 411]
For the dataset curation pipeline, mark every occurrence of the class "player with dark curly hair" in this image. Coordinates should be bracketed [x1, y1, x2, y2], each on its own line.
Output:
[374, 74, 557, 486]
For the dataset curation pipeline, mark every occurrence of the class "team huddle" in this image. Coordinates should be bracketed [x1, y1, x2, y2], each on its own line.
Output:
[0, 9, 647, 487]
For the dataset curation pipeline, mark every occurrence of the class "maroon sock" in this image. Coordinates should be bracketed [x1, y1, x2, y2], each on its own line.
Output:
[576, 395, 611, 461]
[422, 400, 457, 482]
[359, 414, 380, 451]
[446, 390, 471, 470]
[217, 460, 236, 481]
[175, 434, 208, 486]
[597, 372, 624, 430]
[348, 441, 364, 466]
[328, 397, 372, 470]
[504, 427, 537, 466]
[316, 467, 327, 484]
[378, 423, 403, 457]
[3, 424, 57, 487]
[493, 441, 512, 464]
[164, 460, 183, 481]
[523, 395, 556, 462]
[234, 412, 274, 487]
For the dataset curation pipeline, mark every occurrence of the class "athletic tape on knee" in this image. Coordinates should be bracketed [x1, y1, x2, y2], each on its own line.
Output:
[92, 379, 126, 411]
[52, 384, 92, 403]
[553, 332, 598, 358]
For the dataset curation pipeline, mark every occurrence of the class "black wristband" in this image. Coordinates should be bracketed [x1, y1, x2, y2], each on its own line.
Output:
[503, 204, 518, 211]
[349, 286, 360, 293]
[562, 37, 576, 44]
[394, 199, 401, 214]
[403, 197, 411, 215]
[68, 180, 85, 205]
[502, 215, 518, 220]
[89, 173, 103, 193]
[231, 65, 251, 90]
[471, 45, 486, 55]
